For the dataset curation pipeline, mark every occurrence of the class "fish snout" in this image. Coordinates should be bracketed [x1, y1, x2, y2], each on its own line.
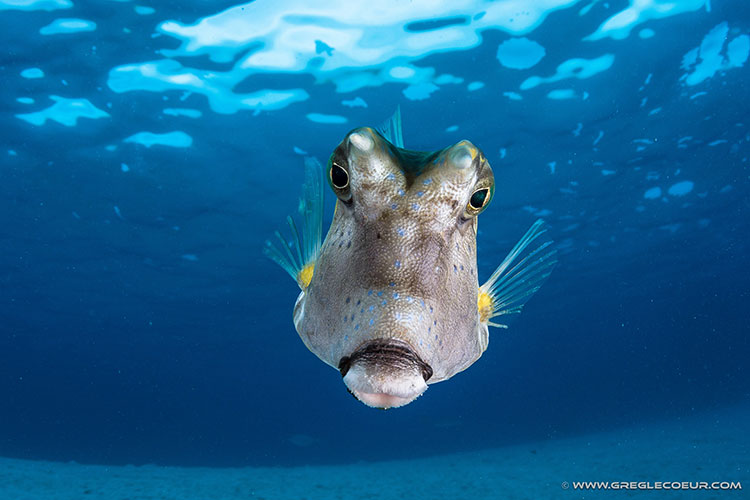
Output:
[339, 339, 433, 409]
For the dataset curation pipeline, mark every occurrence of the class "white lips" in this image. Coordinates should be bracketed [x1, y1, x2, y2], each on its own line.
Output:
[343, 363, 428, 409]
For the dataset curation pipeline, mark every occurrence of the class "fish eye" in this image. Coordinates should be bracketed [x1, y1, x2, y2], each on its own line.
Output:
[330, 161, 349, 189]
[469, 188, 489, 210]
[464, 184, 493, 217]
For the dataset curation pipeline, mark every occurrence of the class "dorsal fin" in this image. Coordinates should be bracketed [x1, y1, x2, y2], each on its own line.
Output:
[377, 106, 404, 148]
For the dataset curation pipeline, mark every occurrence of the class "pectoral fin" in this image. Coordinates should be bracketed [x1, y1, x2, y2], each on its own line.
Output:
[263, 157, 324, 290]
[478, 219, 557, 328]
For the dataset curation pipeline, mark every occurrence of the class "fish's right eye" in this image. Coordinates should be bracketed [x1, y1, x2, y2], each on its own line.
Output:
[327, 156, 353, 203]
[330, 161, 349, 189]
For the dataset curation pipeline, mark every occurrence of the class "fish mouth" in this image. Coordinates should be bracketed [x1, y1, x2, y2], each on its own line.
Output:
[338, 338, 433, 409]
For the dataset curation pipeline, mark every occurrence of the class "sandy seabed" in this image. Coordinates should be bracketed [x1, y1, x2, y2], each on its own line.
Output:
[1, 405, 747, 500]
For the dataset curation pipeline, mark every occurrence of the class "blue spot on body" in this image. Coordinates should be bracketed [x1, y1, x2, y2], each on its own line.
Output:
[411, 203, 420, 211]
[354, 324, 360, 331]
[369, 305, 375, 312]
[381, 300, 387, 306]
[423, 178, 433, 185]
[397, 228, 405, 237]
[345, 334, 349, 340]
[420, 299, 426, 307]
[389, 281, 396, 287]
[391, 203, 398, 210]
[416, 191, 424, 197]
[377, 291, 383, 297]
[394, 260, 401, 268]
[368, 290, 373, 296]
[387, 173, 396, 181]
[369, 318, 375, 326]
[406, 296, 413, 303]
[393, 292, 400, 299]
[398, 189, 405, 196]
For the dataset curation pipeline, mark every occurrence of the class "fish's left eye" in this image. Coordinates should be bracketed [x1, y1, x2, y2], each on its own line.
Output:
[465, 186, 492, 217]
[469, 188, 489, 209]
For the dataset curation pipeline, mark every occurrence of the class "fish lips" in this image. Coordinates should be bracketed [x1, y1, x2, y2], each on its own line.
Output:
[339, 338, 433, 409]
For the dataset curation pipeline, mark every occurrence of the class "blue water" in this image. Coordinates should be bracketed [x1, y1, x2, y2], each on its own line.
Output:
[1, 0, 748, 472]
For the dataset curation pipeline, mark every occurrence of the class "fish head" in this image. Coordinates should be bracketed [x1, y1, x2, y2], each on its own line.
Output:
[296, 127, 494, 409]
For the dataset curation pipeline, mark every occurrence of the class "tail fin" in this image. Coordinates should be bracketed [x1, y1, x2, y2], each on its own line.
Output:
[377, 106, 404, 148]
[478, 219, 557, 328]
[263, 157, 324, 289]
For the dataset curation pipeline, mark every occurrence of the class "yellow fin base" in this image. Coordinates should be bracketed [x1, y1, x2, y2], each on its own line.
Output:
[297, 262, 315, 289]
[478, 290, 494, 324]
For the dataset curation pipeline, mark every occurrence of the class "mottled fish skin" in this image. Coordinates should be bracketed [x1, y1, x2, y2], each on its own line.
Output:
[265, 116, 556, 408]
[294, 127, 494, 388]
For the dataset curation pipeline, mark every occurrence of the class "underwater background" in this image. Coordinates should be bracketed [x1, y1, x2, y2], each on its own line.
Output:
[1, 0, 749, 496]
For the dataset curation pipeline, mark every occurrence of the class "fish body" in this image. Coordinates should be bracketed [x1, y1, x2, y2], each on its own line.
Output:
[266, 110, 556, 409]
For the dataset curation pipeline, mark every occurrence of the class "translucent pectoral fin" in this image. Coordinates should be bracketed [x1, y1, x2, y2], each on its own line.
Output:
[263, 157, 324, 290]
[377, 106, 404, 148]
[478, 219, 557, 328]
